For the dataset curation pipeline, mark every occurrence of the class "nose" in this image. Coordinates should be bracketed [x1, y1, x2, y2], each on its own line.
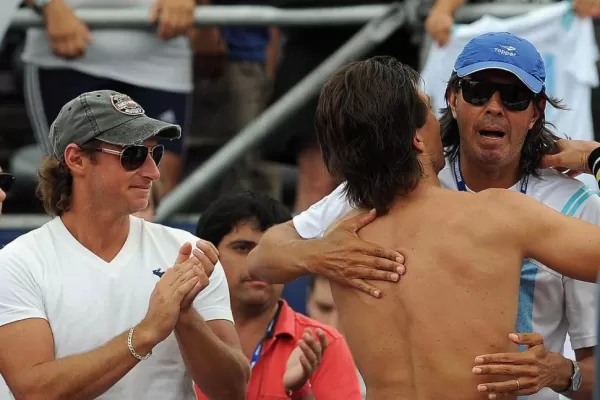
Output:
[484, 91, 505, 116]
[140, 151, 161, 181]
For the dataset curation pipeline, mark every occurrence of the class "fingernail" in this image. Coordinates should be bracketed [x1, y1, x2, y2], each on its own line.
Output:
[397, 266, 405, 275]
[472, 367, 482, 374]
[475, 357, 484, 363]
[373, 290, 381, 298]
[396, 255, 404, 263]
[489, 394, 497, 400]
[390, 273, 399, 281]
[477, 385, 487, 392]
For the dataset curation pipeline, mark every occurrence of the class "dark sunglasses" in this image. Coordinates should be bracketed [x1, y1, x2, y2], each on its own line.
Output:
[0, 172, 15, 193]
[458, 79, 535, 112]
[89, 144, 164, 171]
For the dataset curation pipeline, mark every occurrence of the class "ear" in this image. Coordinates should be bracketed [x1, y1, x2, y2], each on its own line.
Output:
[446, 88, 458, 119]
[413, 131, 426, 154]
[529, 98, 545, 130]
[63, 144, 89, 177]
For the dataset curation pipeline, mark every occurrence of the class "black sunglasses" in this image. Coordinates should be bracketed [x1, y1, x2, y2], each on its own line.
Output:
[89, 144, 164, 171]
[0, 172, 15, 193]
[458, 80, 536, 112]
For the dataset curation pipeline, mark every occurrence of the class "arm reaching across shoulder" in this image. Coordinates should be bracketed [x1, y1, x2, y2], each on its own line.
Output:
[495, 189, 600, 282]
[248, 212, 405, 298]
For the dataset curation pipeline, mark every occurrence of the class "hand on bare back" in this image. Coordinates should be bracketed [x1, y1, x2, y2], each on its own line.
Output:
[306, 209, 405, 298]
[44, 0, 92, 59]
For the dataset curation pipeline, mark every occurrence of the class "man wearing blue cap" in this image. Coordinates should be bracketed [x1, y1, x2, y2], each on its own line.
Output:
[245, 32, 598, 400]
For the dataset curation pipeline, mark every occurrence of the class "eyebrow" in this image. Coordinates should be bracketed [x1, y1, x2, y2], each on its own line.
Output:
[227, 240, 256, 248]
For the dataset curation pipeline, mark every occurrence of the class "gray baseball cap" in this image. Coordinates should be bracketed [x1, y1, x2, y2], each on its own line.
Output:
[49, 90, 182, 160]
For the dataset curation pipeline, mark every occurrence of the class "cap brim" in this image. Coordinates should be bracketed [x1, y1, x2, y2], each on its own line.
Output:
[455, 61, 543, 94]
[96, 115, 181, 147]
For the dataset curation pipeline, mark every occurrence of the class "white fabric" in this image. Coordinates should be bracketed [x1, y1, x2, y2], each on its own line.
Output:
[21, 0, 192, 93]
[293, 163, 598, 400]
[0, 0, 21, 48]
[0, 216, 233, 400]
[421, 2, 599, 190]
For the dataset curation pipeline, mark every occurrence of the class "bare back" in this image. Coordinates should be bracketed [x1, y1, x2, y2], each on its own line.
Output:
[330, 188, 527, 400]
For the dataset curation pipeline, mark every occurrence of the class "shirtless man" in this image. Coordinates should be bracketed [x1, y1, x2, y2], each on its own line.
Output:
[292, 56, 600, 400]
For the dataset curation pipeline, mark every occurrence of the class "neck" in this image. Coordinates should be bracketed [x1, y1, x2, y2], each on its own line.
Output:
[458, 147, 521, 192]
[233, 300, 279, 329]
[386, 167, 443, 211]
[60, 197, 130, 263]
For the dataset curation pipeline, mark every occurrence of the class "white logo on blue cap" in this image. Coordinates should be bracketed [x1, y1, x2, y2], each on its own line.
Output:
[494, 44, 517, 57]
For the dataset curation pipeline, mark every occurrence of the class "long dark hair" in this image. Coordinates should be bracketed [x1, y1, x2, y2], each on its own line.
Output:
[315, 56, 428, 214]
[439, 73, 565, 177]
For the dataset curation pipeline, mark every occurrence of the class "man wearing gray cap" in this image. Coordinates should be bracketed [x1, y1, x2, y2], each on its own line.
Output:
[0, 90, 250, 400]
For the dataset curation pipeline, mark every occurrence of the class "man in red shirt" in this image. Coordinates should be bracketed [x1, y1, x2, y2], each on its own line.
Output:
[194, 191, 362, 399]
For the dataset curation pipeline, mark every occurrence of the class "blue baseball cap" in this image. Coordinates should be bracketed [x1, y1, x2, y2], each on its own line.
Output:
[453, 32, 546, 94]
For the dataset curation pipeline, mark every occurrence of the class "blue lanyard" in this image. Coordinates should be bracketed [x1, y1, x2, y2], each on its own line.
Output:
[249, 301, 282, 370]
[451, 154, 529, 194]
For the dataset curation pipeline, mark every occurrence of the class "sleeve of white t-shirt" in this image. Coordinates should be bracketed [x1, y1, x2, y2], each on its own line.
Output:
[0, 249, 47, 327]
[292, 183, 354, 240]
[562, 194, 600, 350]
[192, 258, 234, 323]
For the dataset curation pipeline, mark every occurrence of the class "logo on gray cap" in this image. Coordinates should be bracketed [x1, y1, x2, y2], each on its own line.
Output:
[110, 94, 145, 116]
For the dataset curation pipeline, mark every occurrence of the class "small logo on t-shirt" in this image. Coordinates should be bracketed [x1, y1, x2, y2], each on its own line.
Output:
[152, 268, 165, 278]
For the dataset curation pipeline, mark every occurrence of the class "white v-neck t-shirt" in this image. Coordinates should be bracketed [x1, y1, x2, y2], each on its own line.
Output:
[0, 215, 233, 400]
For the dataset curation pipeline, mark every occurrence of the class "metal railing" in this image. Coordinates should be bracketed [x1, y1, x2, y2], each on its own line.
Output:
[7, 2, 551, 223]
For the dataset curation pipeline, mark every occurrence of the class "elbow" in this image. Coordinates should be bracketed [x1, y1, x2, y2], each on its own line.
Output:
[247, 229, 279, 282]
[247, 245, 267, 281]
[212, 368, 249, 400]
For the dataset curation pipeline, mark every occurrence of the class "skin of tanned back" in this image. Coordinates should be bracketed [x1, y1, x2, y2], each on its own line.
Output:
[330, 189, 523, 400]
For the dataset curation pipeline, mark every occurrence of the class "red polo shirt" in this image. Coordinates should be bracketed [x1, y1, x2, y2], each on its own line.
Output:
[195, 300, 362, 399]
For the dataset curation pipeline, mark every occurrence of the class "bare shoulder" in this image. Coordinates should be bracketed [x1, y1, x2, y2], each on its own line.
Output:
[474, 188, 536, 210]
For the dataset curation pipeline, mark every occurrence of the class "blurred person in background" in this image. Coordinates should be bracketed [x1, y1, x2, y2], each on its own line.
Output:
[0, 168, 14, 216]
[21, 0, 197, 197]
[265, 0, 421, 214]
[425, 0, 599, 47]
[249, 33, 598, 400]
[306, 274, 367, 399]
[195, 191, 362, 400]
[190, 3, 281, 200]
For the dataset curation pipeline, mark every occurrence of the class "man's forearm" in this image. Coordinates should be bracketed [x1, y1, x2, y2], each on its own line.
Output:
[247, 222, 314, 284]
[175, 309, 249, 400]
[11, 326, 154, 400]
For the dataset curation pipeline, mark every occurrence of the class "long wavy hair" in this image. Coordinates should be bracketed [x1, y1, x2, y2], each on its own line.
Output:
[439, 73, 566, 177]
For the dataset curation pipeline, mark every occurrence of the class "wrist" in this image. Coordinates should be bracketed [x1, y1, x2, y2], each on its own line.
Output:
[292, 238, 318, 275]
[176, 307, 200, 329]
[131, 323, 159, 357]
[286, 382, 312, 400]
[42, 0, 67, 18]
[549, 354, 573, 392]
[586, 145, 600, 175]
[431, 0, 463, 15]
